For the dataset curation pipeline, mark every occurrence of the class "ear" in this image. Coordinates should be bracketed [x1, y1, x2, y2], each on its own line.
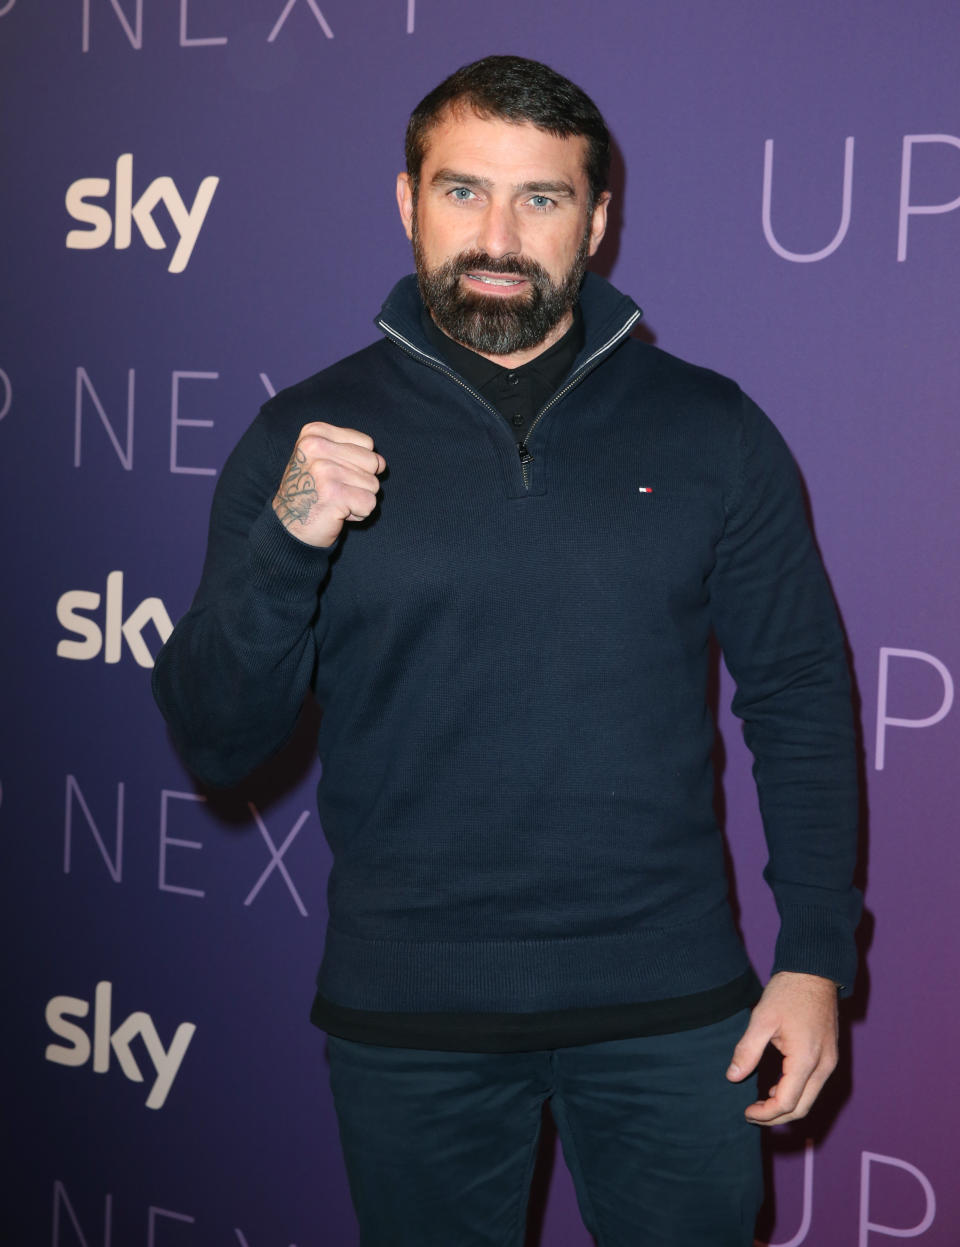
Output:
[396, 172, 415, 242]
[587, 190, 611, 257]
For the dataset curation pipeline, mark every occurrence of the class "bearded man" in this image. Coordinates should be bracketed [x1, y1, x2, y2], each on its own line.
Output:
[153, 55, 860, 1247]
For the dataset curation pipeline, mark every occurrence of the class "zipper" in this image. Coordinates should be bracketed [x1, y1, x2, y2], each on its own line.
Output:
[515, 308, 642, 486]
[378, 308, 642, 490]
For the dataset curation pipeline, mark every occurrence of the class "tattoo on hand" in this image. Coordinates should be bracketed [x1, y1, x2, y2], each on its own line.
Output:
[274, 448, 318, 529]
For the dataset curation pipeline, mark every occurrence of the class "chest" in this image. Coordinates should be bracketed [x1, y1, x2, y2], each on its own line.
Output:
[319, 389, 729, 634]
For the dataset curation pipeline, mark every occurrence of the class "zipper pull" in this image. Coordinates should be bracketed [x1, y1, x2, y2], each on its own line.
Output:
[518, 444, 534, 467]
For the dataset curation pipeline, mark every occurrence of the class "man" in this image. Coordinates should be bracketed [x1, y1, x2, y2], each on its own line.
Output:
[153, 55, 861, 1246]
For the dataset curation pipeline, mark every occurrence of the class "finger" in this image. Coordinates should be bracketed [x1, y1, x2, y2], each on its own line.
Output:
[744, 1055, 830, 1125]
[749, 1053, 811, 1119]
[744, 1083, 801, 1125]
[787, 1067, 833, 1121]
[337, 483, 381, 521]
[772, 1045, 837, 1122]
[308, 459, 382, 498]
[299, 422, 379, 455]
[726, 1017, 772, 1082]
[299, 436, 386, 478]
[326, 443, 386, 477]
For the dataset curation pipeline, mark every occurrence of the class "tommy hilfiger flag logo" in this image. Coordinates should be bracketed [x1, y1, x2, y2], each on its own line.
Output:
[638, 486, 653, 493]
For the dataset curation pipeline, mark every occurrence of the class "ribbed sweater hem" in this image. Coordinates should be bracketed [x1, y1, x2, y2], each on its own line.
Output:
[317, 900, 752, 1013]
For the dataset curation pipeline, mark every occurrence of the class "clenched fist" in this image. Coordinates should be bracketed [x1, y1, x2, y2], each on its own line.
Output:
[272, 422, 386, 548]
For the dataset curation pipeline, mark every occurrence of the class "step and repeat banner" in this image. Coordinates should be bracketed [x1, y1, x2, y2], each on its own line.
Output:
[2, 2, 957, 1244]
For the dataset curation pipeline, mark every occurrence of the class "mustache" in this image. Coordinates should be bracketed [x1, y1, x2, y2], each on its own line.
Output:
[446, 251, 550, 282]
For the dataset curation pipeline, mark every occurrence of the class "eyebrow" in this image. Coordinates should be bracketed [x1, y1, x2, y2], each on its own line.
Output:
[430, 169, 578, 199]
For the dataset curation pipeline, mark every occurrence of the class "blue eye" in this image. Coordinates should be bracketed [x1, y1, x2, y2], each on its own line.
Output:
[529, 195, 554, 210]
[451, 187, 475, 200]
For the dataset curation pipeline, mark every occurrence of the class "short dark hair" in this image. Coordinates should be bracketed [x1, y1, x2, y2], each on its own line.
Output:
[405, 55, 611, 206]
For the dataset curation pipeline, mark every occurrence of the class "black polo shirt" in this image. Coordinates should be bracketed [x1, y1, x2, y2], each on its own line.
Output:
[420, 303, 584, 446]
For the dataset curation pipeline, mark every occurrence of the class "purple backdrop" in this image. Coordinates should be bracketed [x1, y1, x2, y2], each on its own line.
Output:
[2, 2, 958, 1243]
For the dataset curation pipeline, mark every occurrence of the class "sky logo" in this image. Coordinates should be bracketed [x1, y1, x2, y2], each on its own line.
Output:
[65, 154, 218, 273]
[57, 571, 173, 668]
[45, 980, 196, 1110]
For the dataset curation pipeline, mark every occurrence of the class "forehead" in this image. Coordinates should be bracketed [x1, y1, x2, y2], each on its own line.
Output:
[419, 107, 590, 190]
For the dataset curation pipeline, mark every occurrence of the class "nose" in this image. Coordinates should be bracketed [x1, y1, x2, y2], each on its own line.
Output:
[476, 200, 521, 261]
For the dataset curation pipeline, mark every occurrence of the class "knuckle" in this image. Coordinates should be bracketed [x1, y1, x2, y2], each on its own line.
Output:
[295, 437, 323, 461]
[297, 423, 328, 447]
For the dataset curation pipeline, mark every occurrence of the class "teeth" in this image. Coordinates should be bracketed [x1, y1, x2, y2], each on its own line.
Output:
[471, 275, 521, 286]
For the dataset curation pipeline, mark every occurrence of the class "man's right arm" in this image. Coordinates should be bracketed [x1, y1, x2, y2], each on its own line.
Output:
[152, 413, 385, 787]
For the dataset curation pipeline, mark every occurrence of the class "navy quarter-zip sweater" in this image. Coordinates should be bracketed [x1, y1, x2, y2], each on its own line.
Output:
[153, 273, 861, 1039]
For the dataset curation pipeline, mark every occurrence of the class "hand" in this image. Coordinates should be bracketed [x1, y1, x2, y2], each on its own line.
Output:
[272, 422, 386, 548]
[726, 971, 839, 1125]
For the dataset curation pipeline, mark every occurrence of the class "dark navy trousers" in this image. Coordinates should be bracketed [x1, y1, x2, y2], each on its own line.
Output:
[326, 1009, 763, 1246]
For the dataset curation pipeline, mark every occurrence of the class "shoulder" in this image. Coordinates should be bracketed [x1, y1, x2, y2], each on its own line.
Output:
[597, 337, 758, 465]
[617, 338, 745, 411]
[579, 274, 744, 417]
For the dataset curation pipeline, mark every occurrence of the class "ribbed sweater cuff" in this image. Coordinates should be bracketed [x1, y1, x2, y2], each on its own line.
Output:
[771, 904, 859, 997]
[247, 505, 337, 602]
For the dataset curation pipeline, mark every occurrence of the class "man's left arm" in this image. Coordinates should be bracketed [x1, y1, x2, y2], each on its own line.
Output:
[709, 393, 861, 1124]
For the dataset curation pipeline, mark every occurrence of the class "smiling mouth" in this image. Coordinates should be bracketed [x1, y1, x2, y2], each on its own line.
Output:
[466, 273, 525, 287]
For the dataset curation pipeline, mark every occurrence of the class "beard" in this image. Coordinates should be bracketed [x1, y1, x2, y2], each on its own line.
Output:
[412, 217, 591, 357]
